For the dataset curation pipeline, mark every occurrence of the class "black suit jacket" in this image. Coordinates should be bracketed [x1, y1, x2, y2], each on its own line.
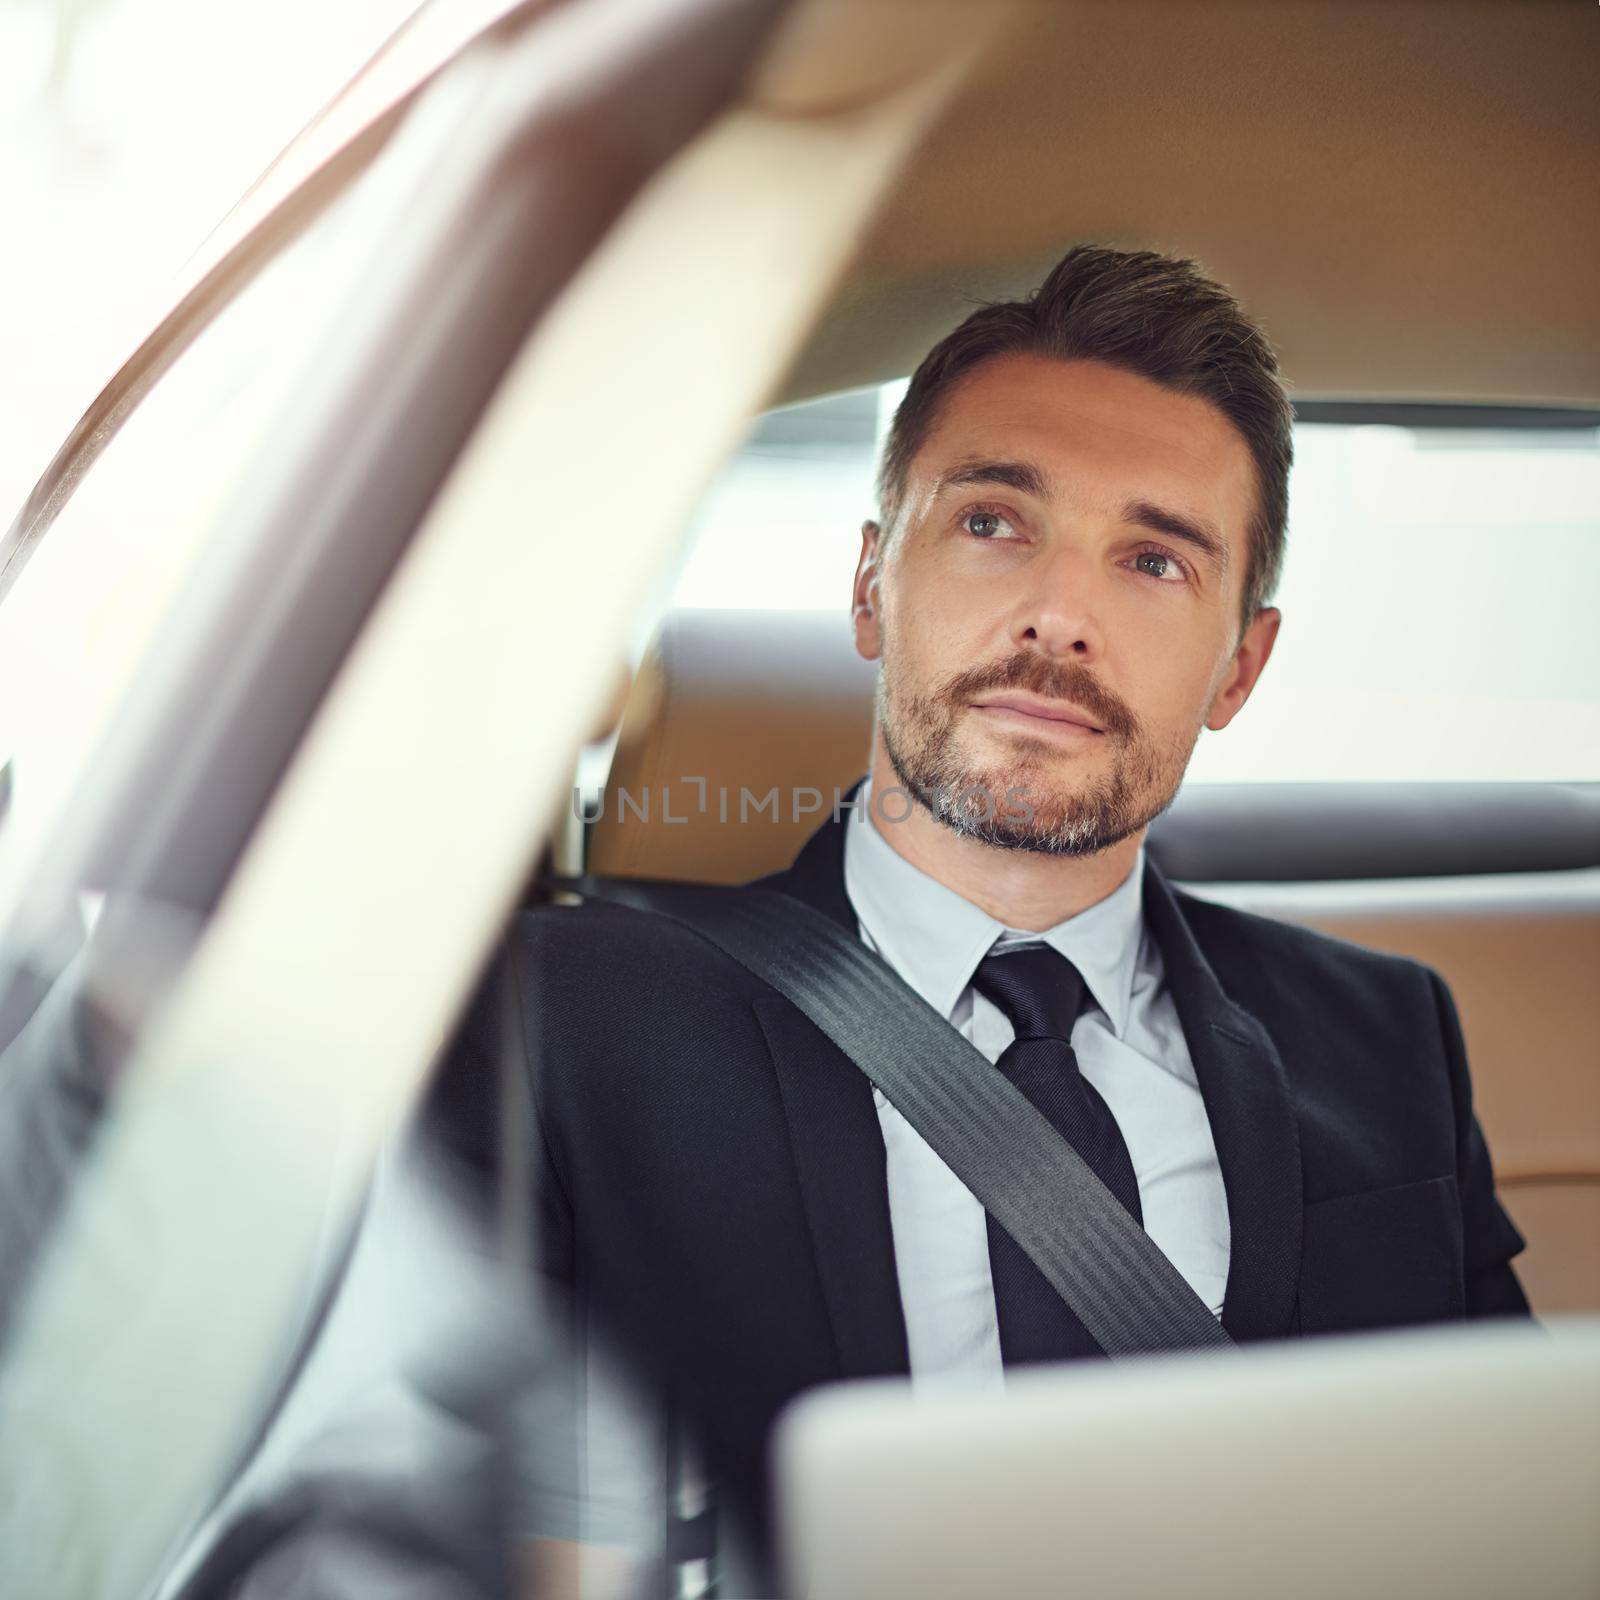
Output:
[432, 806, 1531, 1568]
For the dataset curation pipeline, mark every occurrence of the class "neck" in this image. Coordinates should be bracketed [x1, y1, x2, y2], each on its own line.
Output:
[863, 737, 1144, 933]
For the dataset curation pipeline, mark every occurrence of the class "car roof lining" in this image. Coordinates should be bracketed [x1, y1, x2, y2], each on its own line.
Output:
[776, 0, 1600, 409]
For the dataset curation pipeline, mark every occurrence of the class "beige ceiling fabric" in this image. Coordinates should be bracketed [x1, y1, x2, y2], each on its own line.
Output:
[780, 0, 1600, 407]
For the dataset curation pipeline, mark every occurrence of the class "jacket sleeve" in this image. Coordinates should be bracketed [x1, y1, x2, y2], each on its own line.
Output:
[424, 943, 576, 1288]
[1425, 967, 1534, 1320]
[426, 935, 668, 1558]
[419, 949, 585, 1542]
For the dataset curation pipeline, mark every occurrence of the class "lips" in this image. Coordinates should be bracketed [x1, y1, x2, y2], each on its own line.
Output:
[972, 693, 1105, 733]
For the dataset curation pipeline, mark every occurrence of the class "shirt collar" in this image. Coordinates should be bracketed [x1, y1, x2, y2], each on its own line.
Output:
[841, 776, 1147, 1038]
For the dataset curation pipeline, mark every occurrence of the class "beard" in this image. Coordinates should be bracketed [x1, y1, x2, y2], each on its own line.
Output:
[875, 641, 1200, 857]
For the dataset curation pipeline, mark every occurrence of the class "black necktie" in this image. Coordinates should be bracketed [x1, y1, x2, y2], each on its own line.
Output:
[972, 944, 1144, 1366]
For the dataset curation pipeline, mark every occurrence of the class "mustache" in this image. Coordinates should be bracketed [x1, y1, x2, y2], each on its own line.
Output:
[937, 653, 1137, 739]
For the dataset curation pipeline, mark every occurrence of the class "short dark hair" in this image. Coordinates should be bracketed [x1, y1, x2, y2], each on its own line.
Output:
[876, 244, 1293, 626]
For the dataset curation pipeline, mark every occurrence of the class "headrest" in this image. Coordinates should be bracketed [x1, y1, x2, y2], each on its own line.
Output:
[587, 609, 1600, 884]
[588, 609, 874, 884]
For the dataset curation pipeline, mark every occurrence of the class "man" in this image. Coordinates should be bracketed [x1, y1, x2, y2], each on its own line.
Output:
[433, 244, 1531, 1584]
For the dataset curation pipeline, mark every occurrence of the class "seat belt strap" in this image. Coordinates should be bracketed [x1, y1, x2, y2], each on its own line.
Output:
[553, 875, 1233, 1359]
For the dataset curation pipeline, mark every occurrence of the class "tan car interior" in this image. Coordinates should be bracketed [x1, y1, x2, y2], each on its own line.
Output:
[568, 2, 1599, 1316]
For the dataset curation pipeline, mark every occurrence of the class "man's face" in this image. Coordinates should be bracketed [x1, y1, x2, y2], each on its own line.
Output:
[852, 352, 1280, 855]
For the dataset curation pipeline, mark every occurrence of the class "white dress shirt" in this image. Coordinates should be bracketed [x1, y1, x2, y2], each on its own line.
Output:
[842, 779, 1230, 1388]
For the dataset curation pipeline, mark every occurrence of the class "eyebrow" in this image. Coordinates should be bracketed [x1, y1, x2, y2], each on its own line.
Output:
[937, 455, 1231, 577]
[937, 457, 1053, 500]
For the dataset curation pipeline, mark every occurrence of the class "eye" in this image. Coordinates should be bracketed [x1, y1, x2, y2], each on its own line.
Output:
[1132, 545, 1189, 584]
[961, 505, 1019, 540]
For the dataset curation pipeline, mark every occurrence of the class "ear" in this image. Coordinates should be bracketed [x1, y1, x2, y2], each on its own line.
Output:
[1205, 606, 1280, 731]
[852, 518, 886, 662]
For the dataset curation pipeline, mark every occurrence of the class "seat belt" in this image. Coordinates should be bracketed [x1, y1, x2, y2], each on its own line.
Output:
[550, 874, 1233, 1360]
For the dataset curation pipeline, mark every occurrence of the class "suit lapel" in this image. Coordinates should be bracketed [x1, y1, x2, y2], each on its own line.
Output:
[1142, 861, 1303, 1343]
[752, 802, 912, 1379]
[750, 802, 1303, 1361]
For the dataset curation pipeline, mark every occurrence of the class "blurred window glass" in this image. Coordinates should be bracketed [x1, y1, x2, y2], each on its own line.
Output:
[0, 150, 422, 889]
[0, 0, 421, 513]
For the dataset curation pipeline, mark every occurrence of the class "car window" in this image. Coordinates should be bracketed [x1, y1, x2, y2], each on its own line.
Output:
[0, 0, 423, 520]
[668, 385, 1600, 783]
[0, 145, 425, 894]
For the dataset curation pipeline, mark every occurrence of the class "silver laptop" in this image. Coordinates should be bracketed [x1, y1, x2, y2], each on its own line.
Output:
[775, 1319, 1600, 1600]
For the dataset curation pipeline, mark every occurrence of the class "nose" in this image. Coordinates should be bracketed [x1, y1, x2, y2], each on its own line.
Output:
[1008, 541, 1104, 661]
